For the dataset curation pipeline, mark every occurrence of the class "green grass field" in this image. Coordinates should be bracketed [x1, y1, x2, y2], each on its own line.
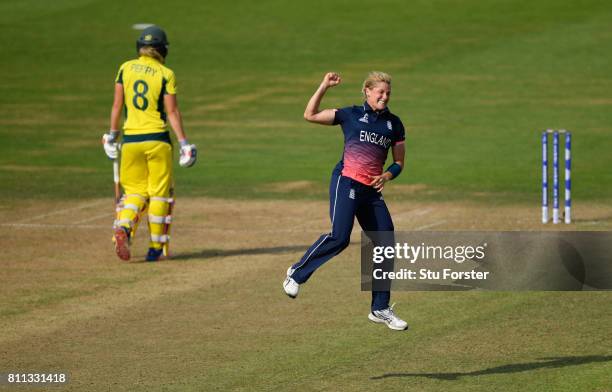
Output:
[1, 1, 611, 391]
[2, 0, 611, 202]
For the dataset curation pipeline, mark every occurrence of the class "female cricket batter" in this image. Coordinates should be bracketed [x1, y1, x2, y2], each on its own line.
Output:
[283, 71, 408, 330]
[102, 25, 196, 262]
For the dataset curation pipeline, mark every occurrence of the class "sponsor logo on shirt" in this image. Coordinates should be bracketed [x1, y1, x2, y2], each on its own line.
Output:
[358, 113, 369, 123]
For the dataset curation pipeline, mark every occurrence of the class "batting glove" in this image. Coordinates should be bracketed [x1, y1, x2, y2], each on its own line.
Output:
[102, 130, 119, 160]
[179, 140, 197, 168]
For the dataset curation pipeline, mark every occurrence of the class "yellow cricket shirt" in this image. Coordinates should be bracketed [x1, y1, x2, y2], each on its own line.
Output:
[115, 56, 177, 135]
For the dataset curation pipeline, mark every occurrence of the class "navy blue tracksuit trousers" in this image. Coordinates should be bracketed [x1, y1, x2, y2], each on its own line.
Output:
[291, 166, 394, 311]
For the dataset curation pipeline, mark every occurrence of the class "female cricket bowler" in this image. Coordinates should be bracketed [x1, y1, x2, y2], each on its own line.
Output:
[283, 71, 408, 330]
[102, 25, 196, 262]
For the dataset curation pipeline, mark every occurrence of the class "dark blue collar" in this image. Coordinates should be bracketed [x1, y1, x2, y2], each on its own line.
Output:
[363, 101, 390, 115]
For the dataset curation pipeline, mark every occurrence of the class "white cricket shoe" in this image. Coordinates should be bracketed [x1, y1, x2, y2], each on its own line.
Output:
[283, 267, 299, 298]
[368, 303, 408, 331]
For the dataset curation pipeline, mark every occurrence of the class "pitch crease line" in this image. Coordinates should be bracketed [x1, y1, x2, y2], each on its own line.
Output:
[414, 221, 447, 231]
[74, 213, 113, 224]
[15, 200, 108, 223]
[395, 208, 433, 219]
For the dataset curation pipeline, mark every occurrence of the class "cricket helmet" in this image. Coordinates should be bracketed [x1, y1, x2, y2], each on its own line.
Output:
[136, 25, 169, 58]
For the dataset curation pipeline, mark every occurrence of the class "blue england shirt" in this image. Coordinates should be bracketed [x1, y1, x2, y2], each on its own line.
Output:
[333, 102, 405, 185]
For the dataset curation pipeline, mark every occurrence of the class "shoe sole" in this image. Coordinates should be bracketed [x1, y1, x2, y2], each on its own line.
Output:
[114, 228, 130, 261]
[368, 313, 408, 331]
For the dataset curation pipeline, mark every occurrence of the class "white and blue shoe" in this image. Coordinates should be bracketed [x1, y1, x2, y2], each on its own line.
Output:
[283, 267, 299, 298]
[368, 303, 408, 331]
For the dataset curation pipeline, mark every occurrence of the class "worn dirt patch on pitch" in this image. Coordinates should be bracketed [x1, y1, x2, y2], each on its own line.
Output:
[188, 87, 292, 113]
[384, 183, 435, 196]
[549, 98, 612, 106]
[0, 164, 99, 173]
[2, 198, 611, 340]
[1, 197, 611, 389]
[51, 94, 95, 102]
[264, 180, 321, 193]
[187, 118, 303, 129]
[0, 106, 61, 125]
[52, 139, 99, 149]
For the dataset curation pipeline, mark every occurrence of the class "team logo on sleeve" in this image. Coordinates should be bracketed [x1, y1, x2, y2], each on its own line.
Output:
[387, 121, 392, 130]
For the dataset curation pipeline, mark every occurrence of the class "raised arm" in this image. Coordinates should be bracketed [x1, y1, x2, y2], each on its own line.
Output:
[303, 72, 342, 125]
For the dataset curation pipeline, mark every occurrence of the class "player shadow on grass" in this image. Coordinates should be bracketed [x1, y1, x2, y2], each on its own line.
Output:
[171, 241, 362, 261]
[370, 355, 612, 380]
[171, 245, 310, 260]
